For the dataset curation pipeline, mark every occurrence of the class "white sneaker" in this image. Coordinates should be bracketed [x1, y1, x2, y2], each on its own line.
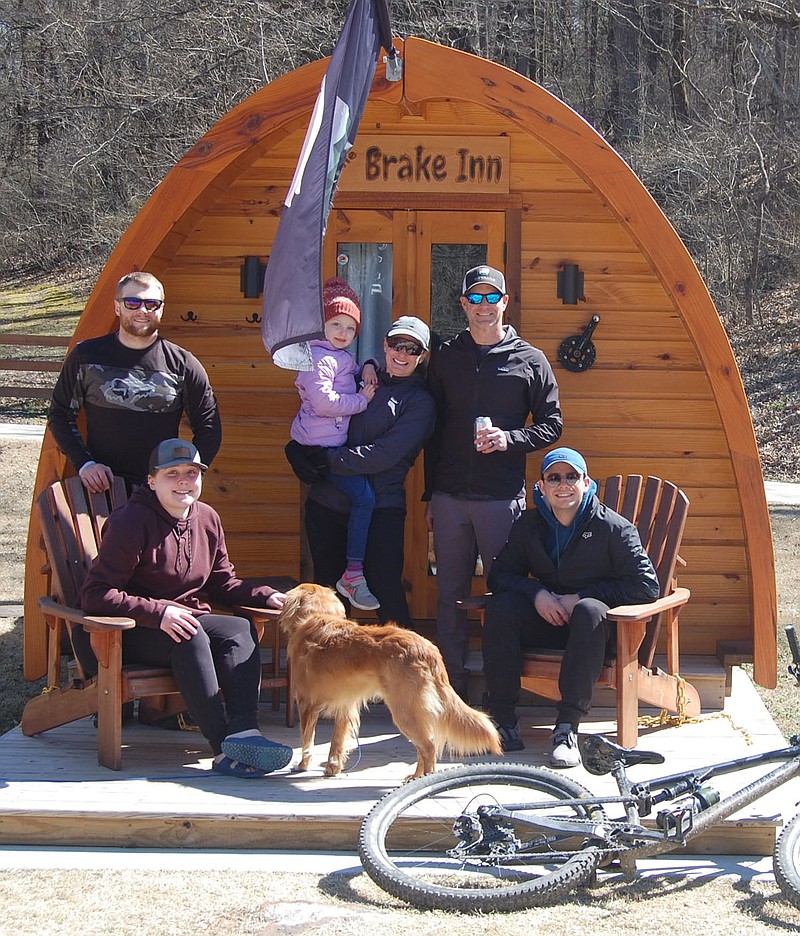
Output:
[550, 723, 581, 768]
[336, 574, 380, 611]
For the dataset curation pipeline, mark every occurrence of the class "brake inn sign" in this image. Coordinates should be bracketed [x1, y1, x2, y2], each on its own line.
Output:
[24, 38, 777, 695]
[340, 136, 510, 193]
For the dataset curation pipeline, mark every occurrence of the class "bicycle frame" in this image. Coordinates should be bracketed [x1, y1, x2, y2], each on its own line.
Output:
[475, 737, 800, 865]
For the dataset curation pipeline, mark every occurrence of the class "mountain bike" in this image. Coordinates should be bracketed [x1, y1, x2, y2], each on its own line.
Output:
[359, 626, 800, 913]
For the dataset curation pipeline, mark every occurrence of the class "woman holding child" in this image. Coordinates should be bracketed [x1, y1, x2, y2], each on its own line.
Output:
[290, 313, 436, 628]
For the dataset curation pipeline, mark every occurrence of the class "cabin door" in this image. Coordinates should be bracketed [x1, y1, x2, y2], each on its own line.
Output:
[324, 208, 507, 621]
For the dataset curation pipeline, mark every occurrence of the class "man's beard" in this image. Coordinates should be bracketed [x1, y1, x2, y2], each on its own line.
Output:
[120, 318, 159, 339]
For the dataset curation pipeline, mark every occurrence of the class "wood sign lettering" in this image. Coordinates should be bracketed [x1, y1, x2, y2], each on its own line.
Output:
[339, 136, 510, 193]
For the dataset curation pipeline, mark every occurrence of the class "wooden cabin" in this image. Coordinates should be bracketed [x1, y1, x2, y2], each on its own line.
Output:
[23, 38, 777, 692]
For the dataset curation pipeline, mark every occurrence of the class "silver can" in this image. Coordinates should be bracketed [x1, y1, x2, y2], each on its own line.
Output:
[474, 416, 493, 440]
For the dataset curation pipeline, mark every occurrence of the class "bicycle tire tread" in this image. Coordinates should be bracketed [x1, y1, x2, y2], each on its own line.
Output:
[358, 762, 604, 912]
[774, 811, 800, 909]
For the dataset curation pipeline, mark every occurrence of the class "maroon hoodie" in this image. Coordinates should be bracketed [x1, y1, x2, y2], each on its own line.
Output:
[81, 485, 277, 627]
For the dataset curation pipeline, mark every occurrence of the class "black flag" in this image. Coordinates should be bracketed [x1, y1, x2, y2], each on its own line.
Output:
[261, 0, 395, 370]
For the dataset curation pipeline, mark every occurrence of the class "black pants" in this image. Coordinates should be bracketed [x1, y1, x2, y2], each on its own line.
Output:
[482, 592, 612, 728]
[73, 613, 262, 755]
[304, 498, 412, 627]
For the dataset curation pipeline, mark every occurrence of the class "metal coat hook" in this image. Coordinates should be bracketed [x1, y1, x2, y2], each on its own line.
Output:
[180, 310, 199, 322]
[245, 312, 262, 324]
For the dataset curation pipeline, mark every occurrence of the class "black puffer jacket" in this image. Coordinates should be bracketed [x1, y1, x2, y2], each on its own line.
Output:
[425, 325, 562, 500]
[487, 495, 660, 609]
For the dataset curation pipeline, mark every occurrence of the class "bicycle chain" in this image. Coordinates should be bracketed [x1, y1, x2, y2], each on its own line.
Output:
[459, 813, 671, 863]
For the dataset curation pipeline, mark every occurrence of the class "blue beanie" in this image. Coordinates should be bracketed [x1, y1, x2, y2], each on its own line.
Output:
[541, 447, 587, 476]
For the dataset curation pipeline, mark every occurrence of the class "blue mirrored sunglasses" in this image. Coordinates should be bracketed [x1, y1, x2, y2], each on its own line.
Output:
[465, 292, 503, 305]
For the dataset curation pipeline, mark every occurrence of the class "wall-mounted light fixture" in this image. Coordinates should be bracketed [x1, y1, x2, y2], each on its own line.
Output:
[240, 256, 266, 298]
[557, 263, 585, 305]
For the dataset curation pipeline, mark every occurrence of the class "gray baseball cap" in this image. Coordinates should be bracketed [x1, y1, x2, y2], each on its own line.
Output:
[148, 438, 207, 474]
[386, 316, 430, 351]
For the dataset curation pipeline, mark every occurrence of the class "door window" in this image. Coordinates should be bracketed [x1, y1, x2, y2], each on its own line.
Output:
[335, 242, 393, 364]
[430, 243, 486, 340]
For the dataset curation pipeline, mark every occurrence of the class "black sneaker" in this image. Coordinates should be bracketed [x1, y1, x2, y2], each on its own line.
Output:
[494, 720, 525, 753]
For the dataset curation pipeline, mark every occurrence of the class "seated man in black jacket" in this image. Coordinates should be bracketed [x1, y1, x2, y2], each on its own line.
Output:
[482, 447, 659, 767]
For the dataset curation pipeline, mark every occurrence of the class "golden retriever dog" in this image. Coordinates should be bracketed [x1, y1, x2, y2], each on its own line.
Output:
[278, 583, 502, 779]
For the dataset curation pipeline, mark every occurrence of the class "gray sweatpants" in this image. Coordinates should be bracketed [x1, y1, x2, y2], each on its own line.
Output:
[430, 491, 525, 698]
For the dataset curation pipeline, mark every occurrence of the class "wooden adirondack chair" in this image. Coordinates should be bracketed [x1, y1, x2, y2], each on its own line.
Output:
[460, 475, 701, 748]
[22, 474, 293, 770]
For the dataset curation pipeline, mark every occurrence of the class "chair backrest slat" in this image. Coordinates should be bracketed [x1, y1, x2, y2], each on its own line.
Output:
[38, 475, 130, 609]
[601, 475, 623, 512]
[619, 474, 643, 523]
[635, 476, 662, 546]
[38, 483, 84, 608]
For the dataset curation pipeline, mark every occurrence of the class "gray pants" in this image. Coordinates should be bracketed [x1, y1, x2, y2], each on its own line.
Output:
[431, 491, 524, 697]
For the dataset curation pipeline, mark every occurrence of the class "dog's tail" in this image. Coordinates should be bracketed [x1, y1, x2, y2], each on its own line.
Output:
[435, 684, 503, 758]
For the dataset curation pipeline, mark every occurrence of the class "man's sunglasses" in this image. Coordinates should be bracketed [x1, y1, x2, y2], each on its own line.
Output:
[542, 472, 583, 487]
[118, 297, 164, 312]
[465, 292, 503, 305]
[387, 337, 423, 356]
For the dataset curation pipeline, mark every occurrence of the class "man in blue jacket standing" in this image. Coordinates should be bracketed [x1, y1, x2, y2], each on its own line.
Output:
[425, 264, 562, 704]
[482, 447, 660, 765]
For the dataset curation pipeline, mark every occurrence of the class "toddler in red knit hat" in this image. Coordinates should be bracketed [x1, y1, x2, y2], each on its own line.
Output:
[289, 277, 380, 611]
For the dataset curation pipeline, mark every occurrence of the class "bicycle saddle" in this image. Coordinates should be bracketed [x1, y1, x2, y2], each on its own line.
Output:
[580, 734, 665, 776]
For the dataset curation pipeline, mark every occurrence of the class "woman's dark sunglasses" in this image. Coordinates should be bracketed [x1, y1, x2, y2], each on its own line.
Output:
[118, 297, 164, 312]
[387, 337, 423, 356]
[465, 292, 503, 305]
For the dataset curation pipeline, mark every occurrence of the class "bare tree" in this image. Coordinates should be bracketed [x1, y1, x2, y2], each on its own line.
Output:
[0, 0, 797, 323]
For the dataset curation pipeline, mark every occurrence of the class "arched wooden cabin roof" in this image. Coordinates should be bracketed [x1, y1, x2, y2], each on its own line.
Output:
[25, 38, 777, 688]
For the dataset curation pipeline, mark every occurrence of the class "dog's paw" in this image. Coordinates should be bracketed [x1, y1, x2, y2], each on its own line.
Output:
[403, 770, 426, 782]
[291, 758, 312, 773]
[323, 761, 343, 778]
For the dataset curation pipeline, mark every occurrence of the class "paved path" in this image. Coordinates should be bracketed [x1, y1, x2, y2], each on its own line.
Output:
[3, 422, 798, 505]
[0, 844, 778, 882]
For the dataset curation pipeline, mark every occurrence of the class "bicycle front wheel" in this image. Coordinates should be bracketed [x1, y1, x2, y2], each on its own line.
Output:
[775, 811, 800, 909]
[359, 762, 605, 912]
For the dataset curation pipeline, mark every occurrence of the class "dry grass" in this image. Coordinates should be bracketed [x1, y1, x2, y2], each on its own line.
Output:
[0, 866, 799, 935]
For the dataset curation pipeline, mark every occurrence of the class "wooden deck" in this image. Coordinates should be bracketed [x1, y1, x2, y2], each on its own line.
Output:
[1, 667, 796, 855]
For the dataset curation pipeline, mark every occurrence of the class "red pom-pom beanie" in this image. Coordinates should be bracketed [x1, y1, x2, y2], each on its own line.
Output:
[322, 277, 362, 335]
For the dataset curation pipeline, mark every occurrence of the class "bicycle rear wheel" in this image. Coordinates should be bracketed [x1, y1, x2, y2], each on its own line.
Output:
[774, 811, 800, 909]
[359, 762, 605, 912]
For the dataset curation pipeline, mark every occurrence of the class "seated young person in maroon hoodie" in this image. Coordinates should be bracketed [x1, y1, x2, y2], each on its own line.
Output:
[80, 438, 292, 778]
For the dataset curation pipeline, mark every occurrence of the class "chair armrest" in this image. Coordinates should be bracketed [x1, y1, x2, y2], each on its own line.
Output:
[234, 604, 281, 620]
[605, 587, 691, 623]
[455, 594, 492, 612]
[38, 596, 136, 631]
